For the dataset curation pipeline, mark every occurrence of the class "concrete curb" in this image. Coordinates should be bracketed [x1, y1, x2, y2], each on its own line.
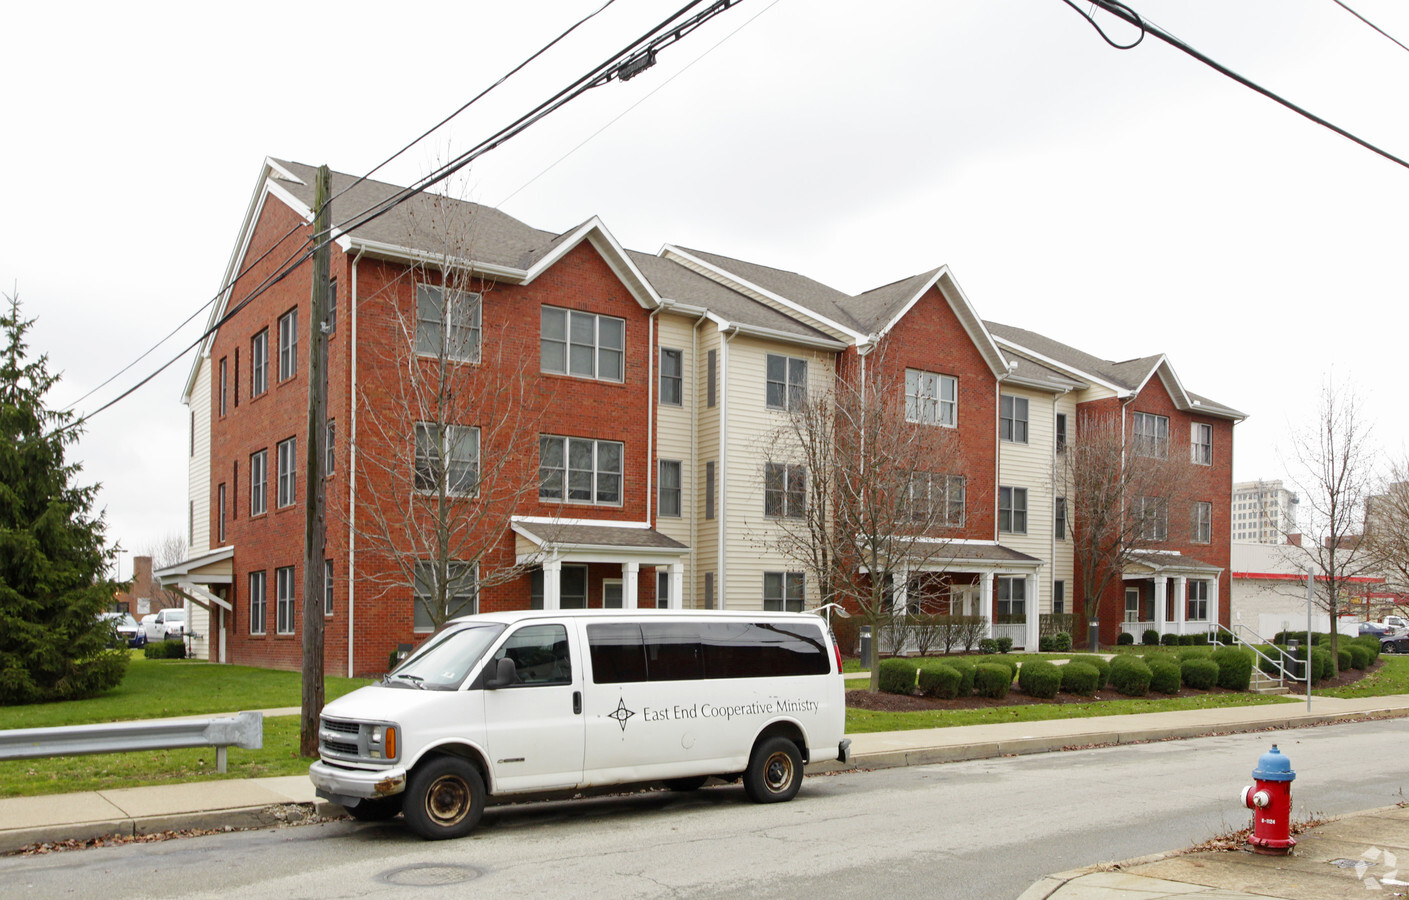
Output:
[0, 802, 341, 854]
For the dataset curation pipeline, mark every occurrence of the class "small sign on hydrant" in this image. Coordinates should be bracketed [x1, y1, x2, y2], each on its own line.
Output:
[1241, 744, 1296, 855]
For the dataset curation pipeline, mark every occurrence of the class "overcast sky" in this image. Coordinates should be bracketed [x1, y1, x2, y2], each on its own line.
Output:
[5, 0, 1407, 577]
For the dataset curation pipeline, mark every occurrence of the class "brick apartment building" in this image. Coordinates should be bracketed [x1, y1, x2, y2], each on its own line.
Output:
[159, 158, 1243, 674]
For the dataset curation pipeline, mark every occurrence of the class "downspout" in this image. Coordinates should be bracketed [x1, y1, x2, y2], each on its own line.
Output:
[647, 308, 659, 605]
[689, 308, 709, 608]
[718, 326, 736, 608]
[348, 246, 365, 678]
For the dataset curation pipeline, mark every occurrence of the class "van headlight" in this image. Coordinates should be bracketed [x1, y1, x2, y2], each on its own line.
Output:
[369, 724, 398, 760]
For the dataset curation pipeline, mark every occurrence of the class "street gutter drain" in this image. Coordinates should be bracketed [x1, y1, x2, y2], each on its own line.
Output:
[377, 863, 482, 886]
[1328, 859, 1363, 869]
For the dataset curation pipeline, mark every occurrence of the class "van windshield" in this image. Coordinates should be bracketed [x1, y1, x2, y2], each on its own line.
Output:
[385, 623, 506, 691]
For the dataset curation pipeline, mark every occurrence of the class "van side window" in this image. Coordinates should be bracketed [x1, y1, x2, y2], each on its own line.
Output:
[491, 624, 571, 685]
[586, 622, 829, 684]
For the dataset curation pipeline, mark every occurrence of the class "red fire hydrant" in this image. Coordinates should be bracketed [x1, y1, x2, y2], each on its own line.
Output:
[1241, 744, 1296, 855]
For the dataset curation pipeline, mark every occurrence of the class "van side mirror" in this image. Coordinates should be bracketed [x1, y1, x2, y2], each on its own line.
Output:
[485, 657, 517, 689]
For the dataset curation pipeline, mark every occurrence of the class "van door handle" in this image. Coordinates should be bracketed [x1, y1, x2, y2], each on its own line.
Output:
[573, 691, 582, 715]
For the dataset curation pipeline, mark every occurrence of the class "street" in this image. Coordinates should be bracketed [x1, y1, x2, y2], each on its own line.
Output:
[3, 720, 1407, 900]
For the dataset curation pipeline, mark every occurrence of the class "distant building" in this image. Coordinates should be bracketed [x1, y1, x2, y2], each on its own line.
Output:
[1231, 480, 1298, 543]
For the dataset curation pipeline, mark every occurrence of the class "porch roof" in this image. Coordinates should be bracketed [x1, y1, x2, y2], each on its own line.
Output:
[511, 517, 688, 565]
[899, 540, 1043, 572]
[153, 546, 235, 585]
[1124, 549, 1222, 578]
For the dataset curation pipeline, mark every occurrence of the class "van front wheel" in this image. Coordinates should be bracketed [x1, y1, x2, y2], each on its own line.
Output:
[744, 737, 802, 803]
[403, 756, 486, 840]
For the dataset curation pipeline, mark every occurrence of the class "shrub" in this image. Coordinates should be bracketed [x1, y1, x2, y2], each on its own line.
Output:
[1108, 656, 1152, 696]
[1142, 629, 1160, 646]
[916, 662, 963, 699]
[1211, 647, 1254, 691]
[1018, 659, 1062, 699]
[1337, 648, 1352, 674]
[1179, 633, 1197, 646]
[1346, 643, 1371, 671]
[1311, 648, 1333, 683]
[945, 656, 977, 694]
[1039, 634, 1057, 652]
[143, 640, 187, 660]
[1060, 661, 1100, 696]
[1177, 647, 1212, 662]
[50, 650, 131, 700]
[978, 638, 999, 654]
[1181, 657, 1219, 690]
[995, 637, 1014, 654]
[1052, 631, 1072, 652]
[877, 658, 918, 695]
[1161, 633, 1180, 646]
[1148, 659, 1182, 694]
[978, 655, 1019, 681]
[1351, 635, 1381, 664]
[974, 663, 1012, 699]
[1116, 632, 1134, 646]
[1084, 655, 1111, 690]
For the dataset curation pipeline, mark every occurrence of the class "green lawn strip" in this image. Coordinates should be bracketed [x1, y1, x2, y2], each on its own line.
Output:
[0, 657, 373, 730]
[845, 692, 1294, 733]
[1315, 655, 1409, 698]
[0, 717, 312, 799]
[843, 652, 1086, 675]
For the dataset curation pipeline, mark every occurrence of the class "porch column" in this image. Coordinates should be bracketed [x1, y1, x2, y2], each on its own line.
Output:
[1025, 573, 1040, 651]
[542, 559, 562, 610]
[623, 562, 640, 610]
[980, 571, 995, 638]
[1173, 575, 1187, 635]
[1154, 577, 1168, 636]
[218, 608, 226, 663]
[894, 565, 910, 616]
[1209, 576, 1221, 635]
[669, 563, 684, 611]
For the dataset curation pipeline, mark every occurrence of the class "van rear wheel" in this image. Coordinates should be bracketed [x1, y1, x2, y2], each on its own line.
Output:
[744, 737, 802, 803]
[403, 756, 486, 840]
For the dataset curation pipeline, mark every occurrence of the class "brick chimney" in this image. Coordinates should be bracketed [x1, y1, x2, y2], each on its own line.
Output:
[1287, 533, 1302, 547]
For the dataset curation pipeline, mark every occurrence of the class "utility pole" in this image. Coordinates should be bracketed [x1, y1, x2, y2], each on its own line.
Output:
[300, 164, 331, 758]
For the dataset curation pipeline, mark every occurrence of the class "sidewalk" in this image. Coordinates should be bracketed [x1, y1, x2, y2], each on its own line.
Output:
[2, 692, 1408, 882]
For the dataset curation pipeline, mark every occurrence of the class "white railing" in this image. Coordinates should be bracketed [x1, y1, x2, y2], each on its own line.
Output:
[992, 622, 1027, 649]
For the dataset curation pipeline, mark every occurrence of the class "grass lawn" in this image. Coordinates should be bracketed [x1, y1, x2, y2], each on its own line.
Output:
[1315, 655, 1409, 698]
[0, 655, 373, 730]
[846, 692, 1295, 733]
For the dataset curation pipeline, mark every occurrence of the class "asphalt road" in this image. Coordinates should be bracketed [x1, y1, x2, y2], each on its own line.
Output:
[3, 719, 1407, 900]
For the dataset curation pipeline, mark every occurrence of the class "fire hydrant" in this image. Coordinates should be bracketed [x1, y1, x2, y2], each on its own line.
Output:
[1241, 744, 1297, 855]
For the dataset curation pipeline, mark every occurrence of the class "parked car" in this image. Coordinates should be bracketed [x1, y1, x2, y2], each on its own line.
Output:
[1382, 634, 1409, 654]
[1358, 622, 1391, 637]
[142, 608, 187, 642]
[99, 612, 147, 648]
[1381, 615, 1408, 635]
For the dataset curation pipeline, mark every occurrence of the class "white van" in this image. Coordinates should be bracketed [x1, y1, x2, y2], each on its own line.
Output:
[309, 609, 850, 840]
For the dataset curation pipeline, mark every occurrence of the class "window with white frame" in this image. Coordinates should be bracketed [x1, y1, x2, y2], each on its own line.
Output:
[706, 350, 717, 408]
[659, 459, 682, 517]
[250, 449, 267, 515]
[251, 329, 268, 397]
[1137, 496, 1168, 541]
[1132, 412, 1169, 458]
[415, 423, 480, 496]
[905, 369, 957, 427]
[907, 472, 965, 526]
[276, 437, 297, 508]
[1193, 500, 1212, 543]
[764, 571, 804, 612]
[219, 357, 228, 416]
[659, 348, 683, 406]
[602, 580, 623, 608]
[1191, 422, 1212, 465]
[217, 483, 226, 544]
[326, 419, 335, 475]
[1055, 412, 1067, 453]
[539, 436, 622, 505]
[765, 354, 807, 411]
[1000, 394, 1029, 443]
[705, 461, 715, 520]
[1187, 580, 1209, 621]
[1055, 497, 1067, 540]
[541, 306, 623, 381]
[704, 571, 715, 609]
[417, 284, 482, 363]
[413, 560, 477, 631]
[324, 559, 334, 616]
[276, 565, 296, 635]
[998, 486, 1028, 534]
[530, 565, 587, 610]
[1053, 579, 1066, 615]
[764, 462, 806, 518]
[656, 570, 670, 609]
[248, 570, 266, 635]
[278, 309, 297, 382]
[996, 576, 1026, 619]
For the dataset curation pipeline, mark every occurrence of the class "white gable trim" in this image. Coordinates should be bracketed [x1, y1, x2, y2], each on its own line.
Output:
[874, 267, 1009, 379]
[524, 217, 660, 310]
[992, 335, 1129, 396]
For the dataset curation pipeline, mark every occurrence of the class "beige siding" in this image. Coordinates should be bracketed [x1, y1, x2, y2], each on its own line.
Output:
[1050, 392, 1078, 612]
[693, 327, 723, 608]
[655, 314, 695, 601]
[997, 385, 1053, 564]
[188, 356, 212, 553]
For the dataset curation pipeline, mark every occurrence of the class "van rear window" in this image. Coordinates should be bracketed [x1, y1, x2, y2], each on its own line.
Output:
[587, 621, 829, 684]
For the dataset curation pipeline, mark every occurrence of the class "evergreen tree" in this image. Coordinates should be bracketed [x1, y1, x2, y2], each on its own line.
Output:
[0, 293, 128, 704]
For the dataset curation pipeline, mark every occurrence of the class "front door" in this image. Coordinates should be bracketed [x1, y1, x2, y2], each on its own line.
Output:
[1125, 588, 1141, 622]
[482, 622, 585, 792]
[952, 585, 979, 617]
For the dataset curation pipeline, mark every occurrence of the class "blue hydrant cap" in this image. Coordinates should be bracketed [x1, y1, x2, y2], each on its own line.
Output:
[1252, 744, 1296, 782]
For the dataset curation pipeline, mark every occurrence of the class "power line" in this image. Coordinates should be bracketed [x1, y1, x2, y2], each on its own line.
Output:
[1063, 0, 1409, 171]
[1330, 0, 1409, 56]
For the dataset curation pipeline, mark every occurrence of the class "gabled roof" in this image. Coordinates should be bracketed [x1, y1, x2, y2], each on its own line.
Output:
[986, 321, 1245, 420]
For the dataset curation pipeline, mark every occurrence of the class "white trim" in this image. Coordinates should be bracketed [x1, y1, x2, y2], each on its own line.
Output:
[991, 335, 1129, 396]
[511, 515, 652, 529]
[523, 217, 661, 312]
[873, 267, 1009, 380]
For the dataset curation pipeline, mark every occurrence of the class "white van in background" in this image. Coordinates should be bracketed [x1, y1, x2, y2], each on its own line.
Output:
[310, 609, 849, 840]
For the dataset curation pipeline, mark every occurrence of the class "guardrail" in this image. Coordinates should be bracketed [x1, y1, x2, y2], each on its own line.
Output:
[0, 711, 263, 774]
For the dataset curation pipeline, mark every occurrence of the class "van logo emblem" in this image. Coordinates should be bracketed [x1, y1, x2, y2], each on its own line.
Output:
[608, 698, 636, 732]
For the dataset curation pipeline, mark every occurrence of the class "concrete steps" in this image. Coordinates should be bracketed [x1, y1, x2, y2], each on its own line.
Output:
[1249, 670, 1291, 695]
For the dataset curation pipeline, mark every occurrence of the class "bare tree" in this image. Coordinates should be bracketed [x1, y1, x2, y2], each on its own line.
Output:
[760, 352, 968, 691]
[347, 196, 549, 640]
[1054, 410, 1196, 651]
[1364, 461, 1409, 614]
[142, 531, 188, 612]
[1280, 381, 1378, 674]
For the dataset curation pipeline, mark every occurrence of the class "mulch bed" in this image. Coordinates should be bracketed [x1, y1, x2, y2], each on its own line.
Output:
[846, 659, 1373, 714]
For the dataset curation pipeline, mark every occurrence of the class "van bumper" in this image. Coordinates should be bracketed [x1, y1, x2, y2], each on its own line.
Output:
[309, 760, 408, 806]
[837, 738, 852, 764]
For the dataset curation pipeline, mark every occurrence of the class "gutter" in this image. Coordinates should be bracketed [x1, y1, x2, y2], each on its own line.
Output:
[348, 246, 365, 678]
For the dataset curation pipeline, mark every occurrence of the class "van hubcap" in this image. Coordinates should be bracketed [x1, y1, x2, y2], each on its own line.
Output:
[764, 752, 794, 792]
[425, 775, 470, 825]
